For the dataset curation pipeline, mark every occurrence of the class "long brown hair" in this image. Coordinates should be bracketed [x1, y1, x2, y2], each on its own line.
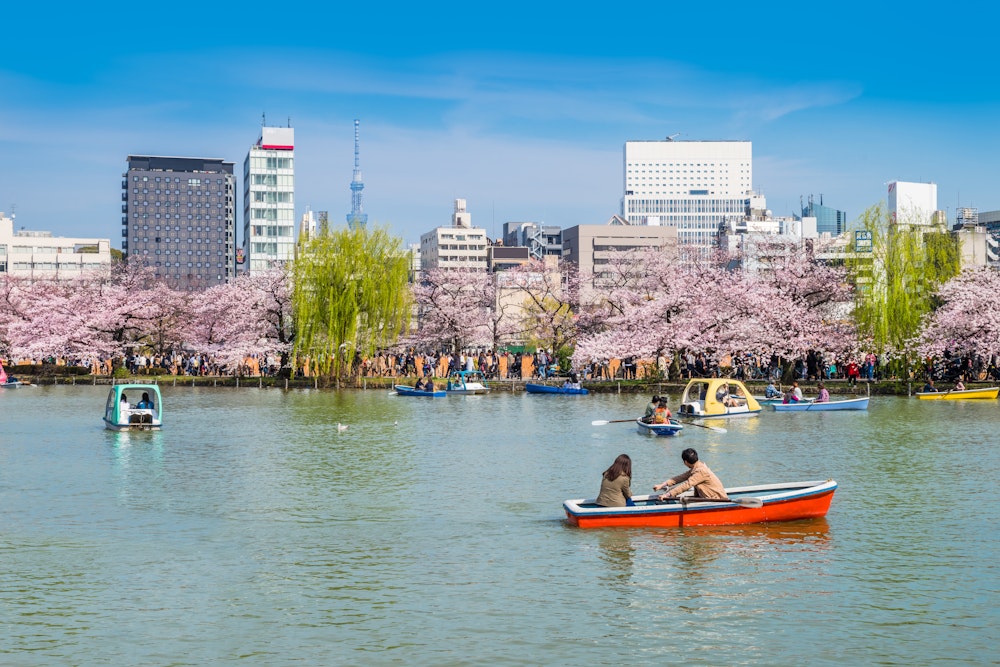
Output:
[603, 454, 632, 481]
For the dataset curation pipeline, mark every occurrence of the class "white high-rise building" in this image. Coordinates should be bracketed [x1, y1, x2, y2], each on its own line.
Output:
[622, 139, 753, 253]
[419, 199, 489, 271]
[299, 209, 317, 243]
[887, 181, 939, 226]
[244, 126, 295, 274]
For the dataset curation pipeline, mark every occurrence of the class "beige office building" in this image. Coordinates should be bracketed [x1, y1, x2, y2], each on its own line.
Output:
[561, 216, 678, 278]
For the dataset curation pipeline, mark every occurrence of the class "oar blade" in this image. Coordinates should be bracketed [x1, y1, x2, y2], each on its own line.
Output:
[686, 421, 727, 434]
[735, 497, 763, 508]
[591, 420, 610, 426]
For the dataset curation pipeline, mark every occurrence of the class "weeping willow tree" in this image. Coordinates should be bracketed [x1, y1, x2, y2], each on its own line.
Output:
[291, 227, 411, 379]
[845, 203, 960, 376]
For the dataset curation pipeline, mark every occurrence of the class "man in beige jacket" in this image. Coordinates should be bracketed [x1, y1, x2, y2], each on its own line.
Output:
[653, 448, 727, 500]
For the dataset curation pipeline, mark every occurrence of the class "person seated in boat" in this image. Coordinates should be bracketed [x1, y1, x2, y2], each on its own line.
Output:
[136, 392, 154, 410]
[414, 377, 426, 391]
[118, 393, 131, 424]
[921, 378, 937, 392]
[815, 382, 830, 403]
[954, 377, 966, 391]
[642, 395, 660, 423]
[595, 454, 633, 508]
[764, 381, 781, 399]
[728, 384, 746, 406]
[716, 384, 741, 408]
[425, 378, 435, 392]
[791, 381, 804, 402]
[652, 400, 671, 424]
[562, 373, 581, 390]
[653, 448, 727, 501]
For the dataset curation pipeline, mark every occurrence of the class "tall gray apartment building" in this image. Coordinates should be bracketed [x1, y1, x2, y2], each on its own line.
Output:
[123, 156, 237, 290]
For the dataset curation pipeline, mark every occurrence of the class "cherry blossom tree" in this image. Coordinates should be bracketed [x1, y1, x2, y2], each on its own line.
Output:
[410, 268, 494, 351]
[2, 263, 189, 362]
[501, 258, 580, 356]
[572, 242, 855, 370]
[184, 268, 293, 369]
[916, 267, 1000, 359]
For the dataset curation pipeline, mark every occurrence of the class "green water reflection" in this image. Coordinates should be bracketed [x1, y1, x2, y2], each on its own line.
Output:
[0, 386, 996, 665]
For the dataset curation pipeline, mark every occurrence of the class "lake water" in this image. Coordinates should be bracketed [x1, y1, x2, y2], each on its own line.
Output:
[1, 385, 996, 666]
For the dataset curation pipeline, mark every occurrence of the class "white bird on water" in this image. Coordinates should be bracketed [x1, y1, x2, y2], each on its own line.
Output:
[337, 423, 348, 432]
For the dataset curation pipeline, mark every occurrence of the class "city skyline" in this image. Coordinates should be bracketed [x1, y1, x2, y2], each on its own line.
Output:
[2, 2, 997, 248]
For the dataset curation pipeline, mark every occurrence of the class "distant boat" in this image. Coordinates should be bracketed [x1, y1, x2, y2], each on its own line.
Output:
[394, 384, 447, 398]
[0, 360, 24, 387]
[772, 397, 869, 411]
[915, 387, 999, 400]
[525, 382, 588, 395]
[446, 370, 490, 395]
[678, 378, 761, 418]
[564, 479, 837, 529]
[103, 383, 163, 431]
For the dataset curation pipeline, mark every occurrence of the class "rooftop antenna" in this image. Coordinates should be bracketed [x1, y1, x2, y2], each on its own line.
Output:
[287, 116, 291, 128]
[261, 112, 266, 127]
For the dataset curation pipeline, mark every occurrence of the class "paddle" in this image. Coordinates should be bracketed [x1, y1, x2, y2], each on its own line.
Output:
[592, 417, 727, 433]
[656, 495, 763, 508]
[680, 421, 727, 434]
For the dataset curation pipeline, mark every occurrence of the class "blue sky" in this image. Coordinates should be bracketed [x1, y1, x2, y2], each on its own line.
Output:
[2, 1, 996, 247]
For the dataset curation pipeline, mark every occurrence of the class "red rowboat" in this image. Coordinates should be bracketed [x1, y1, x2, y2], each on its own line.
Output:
[563, 479, 836, 529]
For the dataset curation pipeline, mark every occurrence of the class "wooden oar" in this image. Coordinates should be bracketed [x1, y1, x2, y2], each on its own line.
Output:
[658, 495, 763, 508]
[679, 421, 727, 434]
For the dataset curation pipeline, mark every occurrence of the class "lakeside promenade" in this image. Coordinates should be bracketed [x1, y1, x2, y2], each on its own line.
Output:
[8, 371, 971, 397]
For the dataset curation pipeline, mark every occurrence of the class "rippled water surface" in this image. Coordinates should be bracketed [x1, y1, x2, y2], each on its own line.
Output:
[1, 385, 997, 665]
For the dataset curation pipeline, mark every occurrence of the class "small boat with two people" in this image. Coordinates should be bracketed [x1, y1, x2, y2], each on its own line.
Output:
[393, 380, 446, 398]
[446, 370, 490, 395]
[524, 379, 589, 395]
[772, 396, 869, 411]
[678, 378, 761, 418]
[564, 479, 837, 529]
[103, 383, 163, 430]
[635, 417, 684, 436]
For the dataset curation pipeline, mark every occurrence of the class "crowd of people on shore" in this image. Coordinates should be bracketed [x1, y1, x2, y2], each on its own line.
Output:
[357, 349, 560, 380]
[5, 346, 999, 385]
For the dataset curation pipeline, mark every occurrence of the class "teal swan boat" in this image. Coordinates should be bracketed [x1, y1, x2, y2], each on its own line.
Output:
[103, 383, 163, 430]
